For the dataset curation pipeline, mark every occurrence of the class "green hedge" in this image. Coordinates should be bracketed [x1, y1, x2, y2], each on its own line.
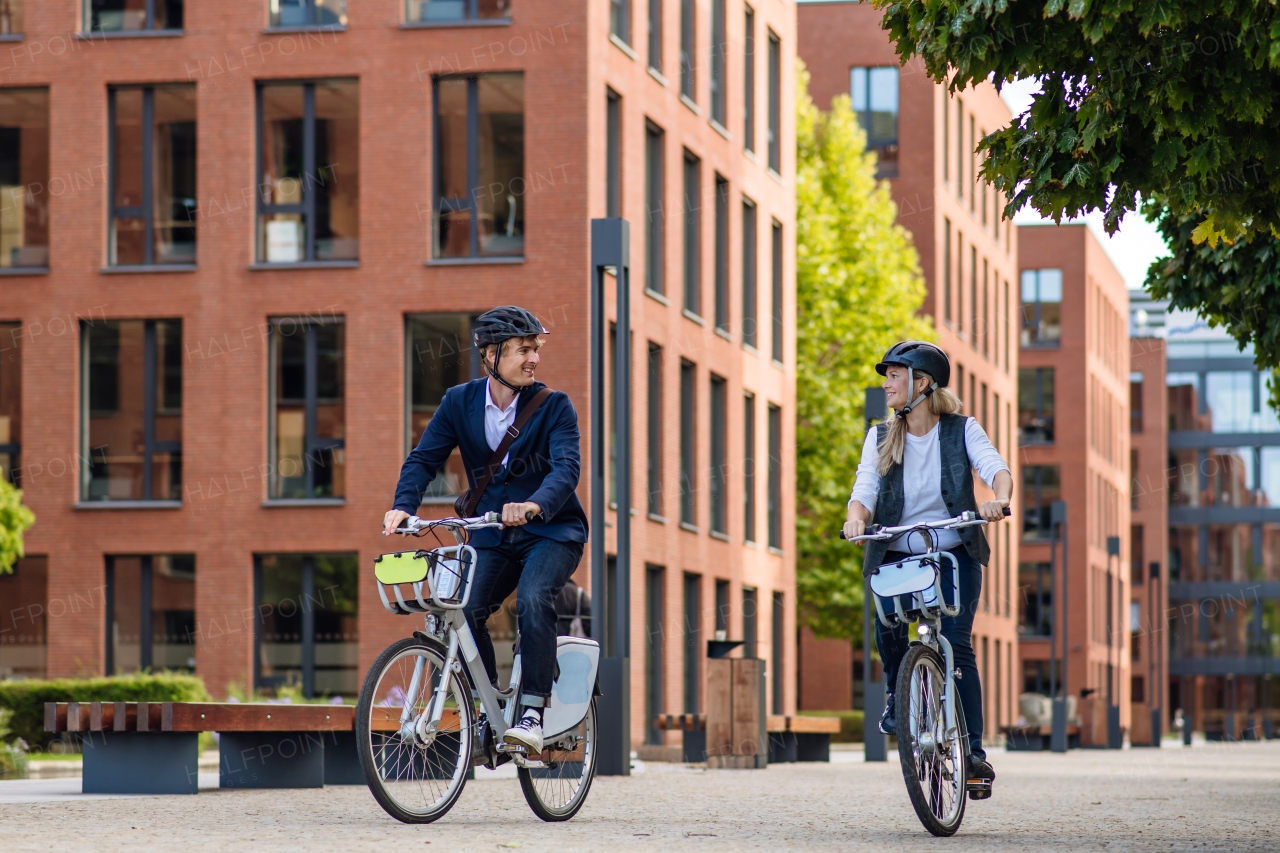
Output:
[0, 673, 210, 749]
[798, 709, 865, 743]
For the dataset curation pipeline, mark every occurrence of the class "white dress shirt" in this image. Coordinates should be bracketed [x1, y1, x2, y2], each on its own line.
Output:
[484, 379, 519, 466]
[848, 417, 1010, 553]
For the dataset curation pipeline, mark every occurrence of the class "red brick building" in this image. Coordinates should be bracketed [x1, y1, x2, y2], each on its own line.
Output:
[796, 0, 1021, 733]
[0, 0, 796, 749]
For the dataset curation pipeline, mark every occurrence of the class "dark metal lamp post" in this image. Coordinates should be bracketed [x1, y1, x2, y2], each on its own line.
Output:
[862, 386, 887, 762]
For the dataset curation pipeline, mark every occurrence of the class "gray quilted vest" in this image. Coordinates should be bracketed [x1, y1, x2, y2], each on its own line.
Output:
[862, 413, 990, 571]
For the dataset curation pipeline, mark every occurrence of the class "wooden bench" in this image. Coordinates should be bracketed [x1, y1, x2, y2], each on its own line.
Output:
[652, 713, 841, 763]
[45, 701, 366, 795]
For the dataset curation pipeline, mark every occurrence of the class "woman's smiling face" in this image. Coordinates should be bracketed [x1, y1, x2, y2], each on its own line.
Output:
[883, 366, 929, 410]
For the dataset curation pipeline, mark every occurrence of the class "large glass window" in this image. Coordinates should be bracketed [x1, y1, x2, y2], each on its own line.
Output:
[82, 319, 183, 502]
[767, 403, 781, 549]
[109, 85, 197, 267]
[680, 359, 696, 525]
[709, 0, 726, 126]
[1017, 561, 1051, 637]
[0, 555, 46, 679]
[257, 80, 359, 264]
[406, 314, 473, 500]
[269, 315, 345, 500]
[679, 0, 695, 99]
[850, 66, 898, 178]
[682, 573, 700, 712]
[87, 0, 182, 32]
[0, 87, 49, 270]
[645, 122, 664, 294]
[606, 89, 620, 218]
[435, 73, 523, 259]
[709, 374, 726, 534]
[1021, 465, 1060, 540]
[713, 175, 729, 331]
[270, 0, 345, 27]
[255, 553, 358, 697]
[611, 0, 630, 44]
[1, 1, 24, 34]
[105, 555, 195, 674]
[682, 150, 701, 315]
[0, 322, 19, 484]
[1206, 371, 1280, 432]
[1130, 374, 1143, 433]
[1017, 367, 1054, 444]
[408, 0, 508, 23]
[1021, 268, 1062, 346]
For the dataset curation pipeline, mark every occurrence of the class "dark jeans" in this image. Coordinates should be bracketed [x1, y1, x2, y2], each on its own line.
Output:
[463, 526, 584, 707]
[875, 547, 986, 761]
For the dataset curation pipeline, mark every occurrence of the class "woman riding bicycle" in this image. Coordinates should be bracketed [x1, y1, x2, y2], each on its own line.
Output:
[842, 341, 1011, 789]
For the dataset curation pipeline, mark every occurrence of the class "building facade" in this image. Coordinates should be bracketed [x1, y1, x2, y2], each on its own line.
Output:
[1016, 224, 1132, 740]
[796, 0, 1021, 734]
[0, 0, 797, 749]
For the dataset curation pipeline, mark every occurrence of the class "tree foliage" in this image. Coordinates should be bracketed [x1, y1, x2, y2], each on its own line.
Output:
[795, 61, 934, 644]
[0, 478, 34, 575]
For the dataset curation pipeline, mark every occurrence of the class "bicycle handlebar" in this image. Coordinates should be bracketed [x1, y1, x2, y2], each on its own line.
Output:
[838, 506, 1010, 541]
[385, 509, 538, 535]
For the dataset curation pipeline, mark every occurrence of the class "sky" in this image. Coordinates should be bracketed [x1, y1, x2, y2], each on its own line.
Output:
[997, 78, 1170, 293]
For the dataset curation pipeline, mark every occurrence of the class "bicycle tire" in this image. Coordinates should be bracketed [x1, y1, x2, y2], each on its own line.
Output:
[896, 643, 967, 837]
[356, 637, 474, 824]
[518, 696, 599, 822]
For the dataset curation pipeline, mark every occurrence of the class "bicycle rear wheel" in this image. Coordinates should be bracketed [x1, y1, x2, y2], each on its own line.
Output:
[518, 697, 598, 821]
[356, 637, 474, 823]
[896, 643, 967, 837]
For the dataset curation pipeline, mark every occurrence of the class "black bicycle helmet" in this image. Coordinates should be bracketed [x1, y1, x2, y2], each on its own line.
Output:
[474, 306, 549, 392]
[875, 341, 951, 388]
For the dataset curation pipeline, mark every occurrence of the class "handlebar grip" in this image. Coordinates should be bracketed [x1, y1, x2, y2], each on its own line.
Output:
[1003, 506, 1011, 517]
[525, 510, 537, 522]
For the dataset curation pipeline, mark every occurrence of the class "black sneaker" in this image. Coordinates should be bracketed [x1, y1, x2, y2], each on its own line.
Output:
[967, 755, 995, 780]
[966, 755, 995, 800]
[878, 694, 897, 735]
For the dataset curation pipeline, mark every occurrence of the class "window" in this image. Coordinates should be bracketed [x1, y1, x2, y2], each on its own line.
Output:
[408, 0, 509, 23]
[680, 359, 696, 525]
[970, 246, 978, 345]
[88, 0, 182, 32]
[435, 73, 523, 259]
[743, 5, 755, 152]
[771, 219, 783, 362]
[406, 314, 474, 499]
[1022, 465, 1060, 540]
[1018, 561, 1051, 636]
[714, 175, 729, 331]
[955, 98, 964, 200]
[0, 87, 49, 269]
[942, 94, 949, 184]
[969, 115, 975, 211]
[0, 556, 46, 679]
[742, 586, 758, 657]
[683, 573, 701, 712]
[771, 590, 784, 713]
[1130, 373, 1143, 433]
[0, 1, 23, 34]
[1003, 279, 1010, 368]
[679, 0, 695, 99]
[109, 85, 197, 267]
[255, 553, 358, 696]
[943, 219, 952, 324]
[645, 122, 664, 294]
[849, 67, 898, 178]
[710, 374, 727, 534]
[1018, 367, 1054, 444]
[257, 80, 359, 264]
[714, 578, 730, 635]
[606, 89, 621, 218]
[767, 403, 781, 548]
[106, 555, 195, 674]
[647, 342, 663, 516]
[0, 322, 20, 484]
[1131, 524, 1144, 585]
[710, 0, 726, 126]
[269, 315, 345, 500]
[270, 0, 345, 28]
[1021, 268, 1063, 346]
[741, 197, 757, 348]
[648, 0, 662, 70]
[82, 320, 183, 502]
[611, 0, 630, 44]
[744, 392, 756, 542]
[682, 150, 701, 315]
[1202, 371, 1280, 433]
[645, 564, 664, 743]
[766, 30, 780, 172]
[982, 258, 989, 357]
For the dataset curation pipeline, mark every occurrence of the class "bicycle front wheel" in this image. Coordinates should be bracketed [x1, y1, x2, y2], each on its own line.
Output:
[356, 637, 474, 824]
[896, 643, 967, 837]
[518, 696, 599, 821]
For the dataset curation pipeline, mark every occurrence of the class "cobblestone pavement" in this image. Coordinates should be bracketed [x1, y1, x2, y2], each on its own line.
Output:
[4, 741, 1278, 852]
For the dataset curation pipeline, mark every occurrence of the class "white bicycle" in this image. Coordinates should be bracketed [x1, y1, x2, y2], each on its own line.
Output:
[843, 508, 1007, 836]
[356, 512, 600, 823]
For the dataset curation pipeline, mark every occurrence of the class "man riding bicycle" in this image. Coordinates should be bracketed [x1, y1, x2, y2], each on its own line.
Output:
[843, 341, 1011, 789]
[384, 306, 588, 756]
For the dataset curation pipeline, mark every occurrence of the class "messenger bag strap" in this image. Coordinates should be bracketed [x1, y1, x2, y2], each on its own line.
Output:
[462, 386, 553, 517]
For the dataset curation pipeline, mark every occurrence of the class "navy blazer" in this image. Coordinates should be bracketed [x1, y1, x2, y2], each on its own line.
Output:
[392, 379, 589, 549]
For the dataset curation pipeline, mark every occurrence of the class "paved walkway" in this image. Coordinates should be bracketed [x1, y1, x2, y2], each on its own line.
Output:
[3, 741, 1277, 851]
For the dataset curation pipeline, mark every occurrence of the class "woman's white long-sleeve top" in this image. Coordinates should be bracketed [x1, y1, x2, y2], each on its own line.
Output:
[848, 417, 1010, 554]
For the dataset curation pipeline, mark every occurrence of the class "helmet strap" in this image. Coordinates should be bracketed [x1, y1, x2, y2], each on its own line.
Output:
[485, 341, 526, 395]
[897, 368, 937, 417]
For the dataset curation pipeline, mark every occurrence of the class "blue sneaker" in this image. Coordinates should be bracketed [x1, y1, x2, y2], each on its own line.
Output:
[878, 693, 897, 735]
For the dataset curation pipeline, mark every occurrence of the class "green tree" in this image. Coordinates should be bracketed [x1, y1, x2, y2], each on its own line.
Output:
[0, 478, 34, 575]
[795, 60, 934, 644]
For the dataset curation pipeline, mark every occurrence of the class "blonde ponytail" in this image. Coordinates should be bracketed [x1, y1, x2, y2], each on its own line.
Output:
[875, 383, 963, 475]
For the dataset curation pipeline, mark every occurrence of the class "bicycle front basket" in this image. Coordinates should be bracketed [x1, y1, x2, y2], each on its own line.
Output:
[373, 550, 431, 585]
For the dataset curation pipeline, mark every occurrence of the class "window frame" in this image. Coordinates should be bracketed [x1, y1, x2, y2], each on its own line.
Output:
[647, 0, 662, 70]
[267, 315, 347, 501]
[404, 313, 477, 500]
[682, 150, 701, 316]
[682, 572, 701, 712]
[1021, 268, 1063, 347]
[709, 373, 727, 534]
[771, 590, 784, 713]
[1021, 464, 1060, 540]
[0, 323, 21, 485]
[709, 0, 726, 126]
[270, 0, 346, 29]
[743, 391, 756, 542]
[645, 563, 664, 743]
[679, 0, 695, 100]
[713, 174, 729, 331]
[766, 29, 780, 173]
[849, 65, 899, 178]
[743, 4, 755, 152]
[767, 402, 781, 549]
[645, 121, 665, 295]
[611, 0, 631, 45]
[1018, 366, 1055, 445]
[770, 218, 783, 363]
[647, 341, 663, 516]
[105, 554, 196, 675]
[680, 358, 697, 526]
[405, 0, 509, 24]
[85, 0, 183, 33]
[741, 197, 757, 348]
[606, 88, 621, 218]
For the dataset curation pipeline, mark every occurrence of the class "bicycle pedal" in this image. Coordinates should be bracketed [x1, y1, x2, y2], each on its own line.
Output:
[966, 778, 993, 799]
[496, 742, 529, 755]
